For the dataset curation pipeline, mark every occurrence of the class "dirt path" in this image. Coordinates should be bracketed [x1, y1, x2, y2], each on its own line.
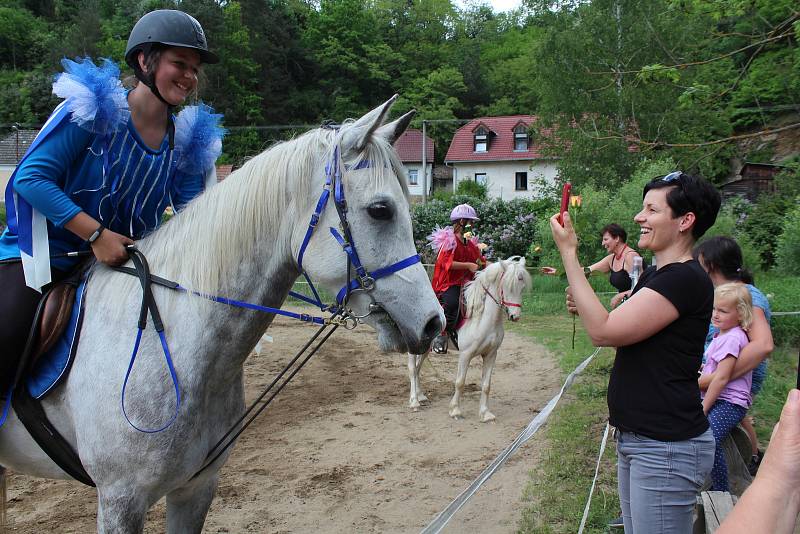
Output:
[6, 314, 561, 533]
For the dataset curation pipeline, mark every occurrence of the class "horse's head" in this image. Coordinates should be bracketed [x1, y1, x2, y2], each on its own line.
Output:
[498, 257, 531, 322]
[292, 96, 444, 354]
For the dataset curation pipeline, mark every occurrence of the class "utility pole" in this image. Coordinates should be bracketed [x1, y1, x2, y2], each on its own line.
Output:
[421, 119, 428, 204]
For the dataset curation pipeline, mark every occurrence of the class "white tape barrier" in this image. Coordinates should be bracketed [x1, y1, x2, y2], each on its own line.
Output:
[577, 422, 611, 534]
[420, 347, 603, 534]
[773, 311, 800, 316]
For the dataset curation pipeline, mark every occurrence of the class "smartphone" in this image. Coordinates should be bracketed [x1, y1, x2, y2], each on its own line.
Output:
[558, 182, 572, 226]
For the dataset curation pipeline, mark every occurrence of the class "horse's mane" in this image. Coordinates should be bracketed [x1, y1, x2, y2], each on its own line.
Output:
[90, 122, 409, 315]
[463, 257, 531, 318]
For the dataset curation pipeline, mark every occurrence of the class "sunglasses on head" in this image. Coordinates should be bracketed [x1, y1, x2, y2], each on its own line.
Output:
[661, 171, 684, 183]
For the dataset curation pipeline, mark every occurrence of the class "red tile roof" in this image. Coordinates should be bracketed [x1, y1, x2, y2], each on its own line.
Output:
[444, 115, 557, 162]
[393, 128, 434, 163]
[216, 164, 234, 181]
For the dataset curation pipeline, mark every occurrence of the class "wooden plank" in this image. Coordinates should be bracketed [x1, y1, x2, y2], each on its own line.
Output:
[701, 491, 736, 533]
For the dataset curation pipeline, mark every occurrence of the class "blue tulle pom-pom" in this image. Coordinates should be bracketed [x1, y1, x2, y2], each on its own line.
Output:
[52, 57, 129, 135]
[174, 104, 225, 174]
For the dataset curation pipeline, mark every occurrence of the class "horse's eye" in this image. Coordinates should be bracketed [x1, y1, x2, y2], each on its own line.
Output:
[367, 202, 393, 220]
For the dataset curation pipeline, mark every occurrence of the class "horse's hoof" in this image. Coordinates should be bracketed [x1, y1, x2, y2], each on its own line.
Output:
[480, 411, 496, 423]
[418, 393, 429, 404]
[449, 408, 463, 419]
[410, 401, 421, 411]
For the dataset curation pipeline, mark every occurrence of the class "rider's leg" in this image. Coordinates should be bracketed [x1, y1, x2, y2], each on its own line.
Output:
[433, 285, 461, 353]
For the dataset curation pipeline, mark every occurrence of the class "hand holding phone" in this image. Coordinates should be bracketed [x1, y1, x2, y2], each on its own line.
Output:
[558, 182, 572, 227]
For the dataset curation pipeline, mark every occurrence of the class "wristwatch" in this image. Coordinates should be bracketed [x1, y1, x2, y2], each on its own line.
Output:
[583, 266, 591, 277]
[87, 224, 105, 244]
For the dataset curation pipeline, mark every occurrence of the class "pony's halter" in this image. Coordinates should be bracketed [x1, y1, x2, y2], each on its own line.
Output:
[295, 140, 420, 319]
[482, 270, 523, 319]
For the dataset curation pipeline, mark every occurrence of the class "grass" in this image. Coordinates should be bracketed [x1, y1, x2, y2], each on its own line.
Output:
[506, 274, 800, 533]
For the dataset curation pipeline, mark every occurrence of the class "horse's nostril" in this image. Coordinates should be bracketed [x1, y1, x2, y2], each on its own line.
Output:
[423, 315, 442, 342]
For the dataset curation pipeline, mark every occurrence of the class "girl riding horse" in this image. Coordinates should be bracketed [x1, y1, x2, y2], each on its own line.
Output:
[0, 9, 224, 399]
[429, 203, 486, 354]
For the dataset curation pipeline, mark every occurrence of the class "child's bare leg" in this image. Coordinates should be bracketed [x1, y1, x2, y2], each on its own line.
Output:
[742, 415, 759, 455]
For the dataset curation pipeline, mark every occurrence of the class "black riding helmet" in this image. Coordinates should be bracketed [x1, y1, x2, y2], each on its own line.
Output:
[124, 10, 218, 106]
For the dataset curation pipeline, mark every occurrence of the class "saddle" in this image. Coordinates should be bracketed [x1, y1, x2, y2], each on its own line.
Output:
[10, 269, 95, 487]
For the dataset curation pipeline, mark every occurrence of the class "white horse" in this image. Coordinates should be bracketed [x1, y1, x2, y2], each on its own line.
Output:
[0, 96, 444, 533]
[407, 257, 531, 422]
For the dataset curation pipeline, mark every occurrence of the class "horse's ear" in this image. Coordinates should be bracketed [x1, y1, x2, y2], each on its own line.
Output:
[341, 94, 398, 154]
[518, 256, 526, 267]
[376, 110, 416, 145]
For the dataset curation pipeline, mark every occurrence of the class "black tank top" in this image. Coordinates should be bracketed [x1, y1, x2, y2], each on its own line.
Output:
[609, 253, 632, 292]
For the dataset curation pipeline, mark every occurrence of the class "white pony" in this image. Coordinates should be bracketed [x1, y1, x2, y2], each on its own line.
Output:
[0, 96, 444, 533]
[408, 257, 531, 422]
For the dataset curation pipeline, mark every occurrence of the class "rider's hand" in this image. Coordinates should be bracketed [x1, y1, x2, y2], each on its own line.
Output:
[467, 262, 479, 272]
[610, 291, 631, 309]
[91, 229, 134, 266]
[565, 286, 578, 315]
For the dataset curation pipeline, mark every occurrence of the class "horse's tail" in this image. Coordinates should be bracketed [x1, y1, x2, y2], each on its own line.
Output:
[0, 465, 6, 533]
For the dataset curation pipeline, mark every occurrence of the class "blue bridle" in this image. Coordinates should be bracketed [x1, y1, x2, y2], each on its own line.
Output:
[294, 140, 421, 313]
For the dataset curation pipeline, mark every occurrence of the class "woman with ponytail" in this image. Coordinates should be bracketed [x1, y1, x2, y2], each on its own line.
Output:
[694, 236, 774, 474]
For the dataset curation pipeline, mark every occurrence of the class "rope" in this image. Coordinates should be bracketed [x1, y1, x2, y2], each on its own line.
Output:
[577, 422, 611, 534]
[420, 347, 603, 534]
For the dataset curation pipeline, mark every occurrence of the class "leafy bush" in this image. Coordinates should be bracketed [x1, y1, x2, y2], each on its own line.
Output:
[0, 203, 5, 232]
[454, 179, 488, 199]
[739, 167, 800, 270]
[775, 204, 800, 275]
[410, 195, 549, 264]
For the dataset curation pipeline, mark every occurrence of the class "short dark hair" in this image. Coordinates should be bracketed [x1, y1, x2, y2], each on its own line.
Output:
[692, 236, 754, 284]
[643, 172, 721, 240]
[600, 223, 627, 243]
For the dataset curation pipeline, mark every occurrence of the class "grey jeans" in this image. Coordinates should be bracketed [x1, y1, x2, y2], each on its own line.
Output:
[617, 428, 714, 533]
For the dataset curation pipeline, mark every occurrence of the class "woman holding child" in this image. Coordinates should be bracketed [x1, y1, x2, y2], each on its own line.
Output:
[550, 171, 721, 533]
[694, 236, 774, 475]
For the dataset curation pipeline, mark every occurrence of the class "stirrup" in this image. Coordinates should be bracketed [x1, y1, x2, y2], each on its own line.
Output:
[431, 335, 448, 354]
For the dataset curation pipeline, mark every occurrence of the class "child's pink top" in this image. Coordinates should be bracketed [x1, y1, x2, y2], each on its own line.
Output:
[700, 326, 752, 408]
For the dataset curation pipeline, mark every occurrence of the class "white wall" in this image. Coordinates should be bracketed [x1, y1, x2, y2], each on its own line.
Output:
[450, 160, 559, 200]
[0, 165, 14, 203]
[404, 162, 433, 197]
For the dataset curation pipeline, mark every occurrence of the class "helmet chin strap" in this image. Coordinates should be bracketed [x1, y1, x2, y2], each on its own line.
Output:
[133, 64, 175, 151]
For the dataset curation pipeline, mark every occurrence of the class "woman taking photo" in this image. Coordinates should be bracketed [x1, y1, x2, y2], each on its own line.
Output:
[550, 171, 722, 533]
[0, 9, 224, 399]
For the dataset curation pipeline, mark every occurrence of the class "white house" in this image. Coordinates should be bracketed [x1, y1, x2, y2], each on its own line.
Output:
[444, 115, 559, 200]
[393, 128, 434, 198]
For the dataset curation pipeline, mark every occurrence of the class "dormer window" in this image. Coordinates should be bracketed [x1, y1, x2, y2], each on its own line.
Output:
[513, 124, 529, 151]
[474, 127, 488, 152]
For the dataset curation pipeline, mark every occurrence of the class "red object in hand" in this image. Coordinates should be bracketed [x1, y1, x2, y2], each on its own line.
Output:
[558, 182, 572, 226]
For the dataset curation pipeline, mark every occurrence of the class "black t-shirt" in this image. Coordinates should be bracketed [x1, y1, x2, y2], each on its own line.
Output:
[607, 259, 712, 441]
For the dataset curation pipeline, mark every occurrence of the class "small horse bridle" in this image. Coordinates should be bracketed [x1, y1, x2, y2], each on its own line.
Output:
[482, 271, 523, 318]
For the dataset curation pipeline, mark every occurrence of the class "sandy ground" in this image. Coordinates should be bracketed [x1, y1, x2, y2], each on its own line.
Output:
[5, 314, 560, 533]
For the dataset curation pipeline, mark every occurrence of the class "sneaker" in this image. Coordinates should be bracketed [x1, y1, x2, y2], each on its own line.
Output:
[608, 516, 624, 529]
[448, 330, 459, 350]
[431, 335, 448, 354]
[747, 449, 764, 476]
